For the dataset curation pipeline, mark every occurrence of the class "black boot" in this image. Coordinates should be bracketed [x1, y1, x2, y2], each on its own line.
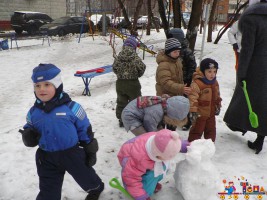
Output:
[85, 182, 104, 200]
[248, 134, 265, 154]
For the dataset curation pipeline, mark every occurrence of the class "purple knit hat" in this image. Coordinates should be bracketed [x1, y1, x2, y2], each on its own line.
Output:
[123, 36, 138, 50]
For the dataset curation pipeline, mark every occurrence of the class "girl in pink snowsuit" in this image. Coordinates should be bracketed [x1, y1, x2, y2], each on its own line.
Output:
[117, 129, 189, 200]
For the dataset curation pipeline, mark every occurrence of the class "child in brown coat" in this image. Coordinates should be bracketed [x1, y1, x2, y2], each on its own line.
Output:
[188, 58, 222, 142]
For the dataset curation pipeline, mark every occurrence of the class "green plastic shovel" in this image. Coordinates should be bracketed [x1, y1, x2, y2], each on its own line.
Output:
[242, 80, 259, 128]
[109, 178, 134, 200]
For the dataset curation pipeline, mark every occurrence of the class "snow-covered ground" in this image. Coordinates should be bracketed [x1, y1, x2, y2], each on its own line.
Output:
[1, 28, 266, 200]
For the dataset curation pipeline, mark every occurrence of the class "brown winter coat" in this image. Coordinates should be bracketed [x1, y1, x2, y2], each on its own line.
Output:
[188, 68, 222, 142]
[155, 51, 184, 96]
[189, 68, 222, 117]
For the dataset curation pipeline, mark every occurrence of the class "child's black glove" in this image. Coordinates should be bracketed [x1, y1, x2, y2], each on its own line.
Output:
[233, 43, 239, 51]
[19, 128, 41, 147]
[84, 139, 98, 167]
[189, 112, 200, 123]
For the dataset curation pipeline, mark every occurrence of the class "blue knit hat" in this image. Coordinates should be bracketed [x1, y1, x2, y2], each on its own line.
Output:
[31, 63, 62, 88]
[123, 36, 138, 50]
[166, 96, 189, 120]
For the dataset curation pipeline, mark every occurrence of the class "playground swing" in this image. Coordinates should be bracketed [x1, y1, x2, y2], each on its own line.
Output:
[78, 10, 98, 43]
[78, 9, 113, 43]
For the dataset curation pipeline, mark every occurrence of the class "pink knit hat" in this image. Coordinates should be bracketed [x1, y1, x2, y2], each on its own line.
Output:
[151, 129, 182, 160]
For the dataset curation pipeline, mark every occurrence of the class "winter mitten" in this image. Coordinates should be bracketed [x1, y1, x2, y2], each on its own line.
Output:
[189, 112, 199, 123]
[19, 128, 41, 147]
[84, 138, 99, 167]
[232, 43, 239, 51]
[180, 140, 190, 153]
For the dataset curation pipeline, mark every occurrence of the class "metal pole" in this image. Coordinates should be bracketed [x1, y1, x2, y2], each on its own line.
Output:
[102, 12, 107, 36]
[199, 3, 210, 64]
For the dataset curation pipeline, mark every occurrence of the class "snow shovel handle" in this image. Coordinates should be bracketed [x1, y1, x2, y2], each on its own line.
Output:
[242, 80, 253, 113]
[109, 178, 134, 200]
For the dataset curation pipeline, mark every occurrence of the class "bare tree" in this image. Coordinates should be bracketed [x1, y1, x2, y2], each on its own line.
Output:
[147, 0, 152, 35]
[147, 0, 160, 34]
[186, 0, 204, 51]
[207, 0, 219, 42]
[117, 0, 136, 34]
[214, 0, 248, 44]
[158, 0, 169, 37]
[172, 0, 182, 28]
[131, 0, 144, 31]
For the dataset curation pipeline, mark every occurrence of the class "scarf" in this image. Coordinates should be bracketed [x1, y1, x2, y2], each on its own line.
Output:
[34, 92, 72, 113]
[145, 135, 169, 177]
[201, 77, 216, 85]
[137, 94, 170, 114]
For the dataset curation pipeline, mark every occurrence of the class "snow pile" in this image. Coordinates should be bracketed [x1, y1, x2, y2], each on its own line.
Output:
[174, 139, 220, 200]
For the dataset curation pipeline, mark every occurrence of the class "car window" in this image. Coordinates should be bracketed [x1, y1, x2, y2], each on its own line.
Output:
[52, 17, 70, 24]
[68, 18, 78, 24]
[72, 17, 82, 23]
[76, 17, 84, 23]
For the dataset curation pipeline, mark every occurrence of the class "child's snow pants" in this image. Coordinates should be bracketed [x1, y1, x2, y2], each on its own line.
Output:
[116, 79, 141, 120]
[35, 145, 104, 200]
[188, 116, 216, 142]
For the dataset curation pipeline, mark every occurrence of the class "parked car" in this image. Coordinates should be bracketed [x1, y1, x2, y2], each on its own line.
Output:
[97, 16, 111, 31]
[10, 11, 53, 35]
[136, 16, 148, 28]
[40, 16, 94, 36]
[90, 14, 102, 26]
[112, 17, 124, 27]
[117, 18, 131, 29]
[152, 16, 162, 29]
[136, 16, 161, 29]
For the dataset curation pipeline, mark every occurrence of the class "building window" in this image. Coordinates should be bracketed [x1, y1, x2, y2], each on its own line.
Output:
[218, 5, 224, 10]
[218, 14, 224, 20]
[229, 4, 237, 9]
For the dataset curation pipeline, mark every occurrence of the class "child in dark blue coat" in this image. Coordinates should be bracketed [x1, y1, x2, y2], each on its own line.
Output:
[19, 63, 104, 200]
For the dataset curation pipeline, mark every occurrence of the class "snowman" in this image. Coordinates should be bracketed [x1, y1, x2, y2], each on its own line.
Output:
[174, 139, 220, 200]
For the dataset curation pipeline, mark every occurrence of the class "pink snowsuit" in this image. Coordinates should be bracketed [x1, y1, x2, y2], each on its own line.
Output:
[117, 132, 158, 200]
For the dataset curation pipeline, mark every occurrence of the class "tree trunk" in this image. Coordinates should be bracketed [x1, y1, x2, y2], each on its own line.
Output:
[132, 0, 144, 31]
[172, 0, 182, 28]
[158, 0, 169, 37]
[117, 0, 134, 33]
[207, 0, 218, 42]
[214, 0, 248, 44]
[186, 0, 204, 51]
[147, 0, 152, 35]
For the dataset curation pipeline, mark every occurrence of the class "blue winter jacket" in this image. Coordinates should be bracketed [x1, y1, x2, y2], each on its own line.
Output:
[24, 101, 91, 152]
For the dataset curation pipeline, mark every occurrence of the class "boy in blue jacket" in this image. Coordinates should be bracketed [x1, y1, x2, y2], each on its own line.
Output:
[19, 63, 104, 200]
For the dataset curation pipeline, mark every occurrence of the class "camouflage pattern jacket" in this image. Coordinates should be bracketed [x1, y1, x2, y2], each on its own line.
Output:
[113, 46, 146, 80]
